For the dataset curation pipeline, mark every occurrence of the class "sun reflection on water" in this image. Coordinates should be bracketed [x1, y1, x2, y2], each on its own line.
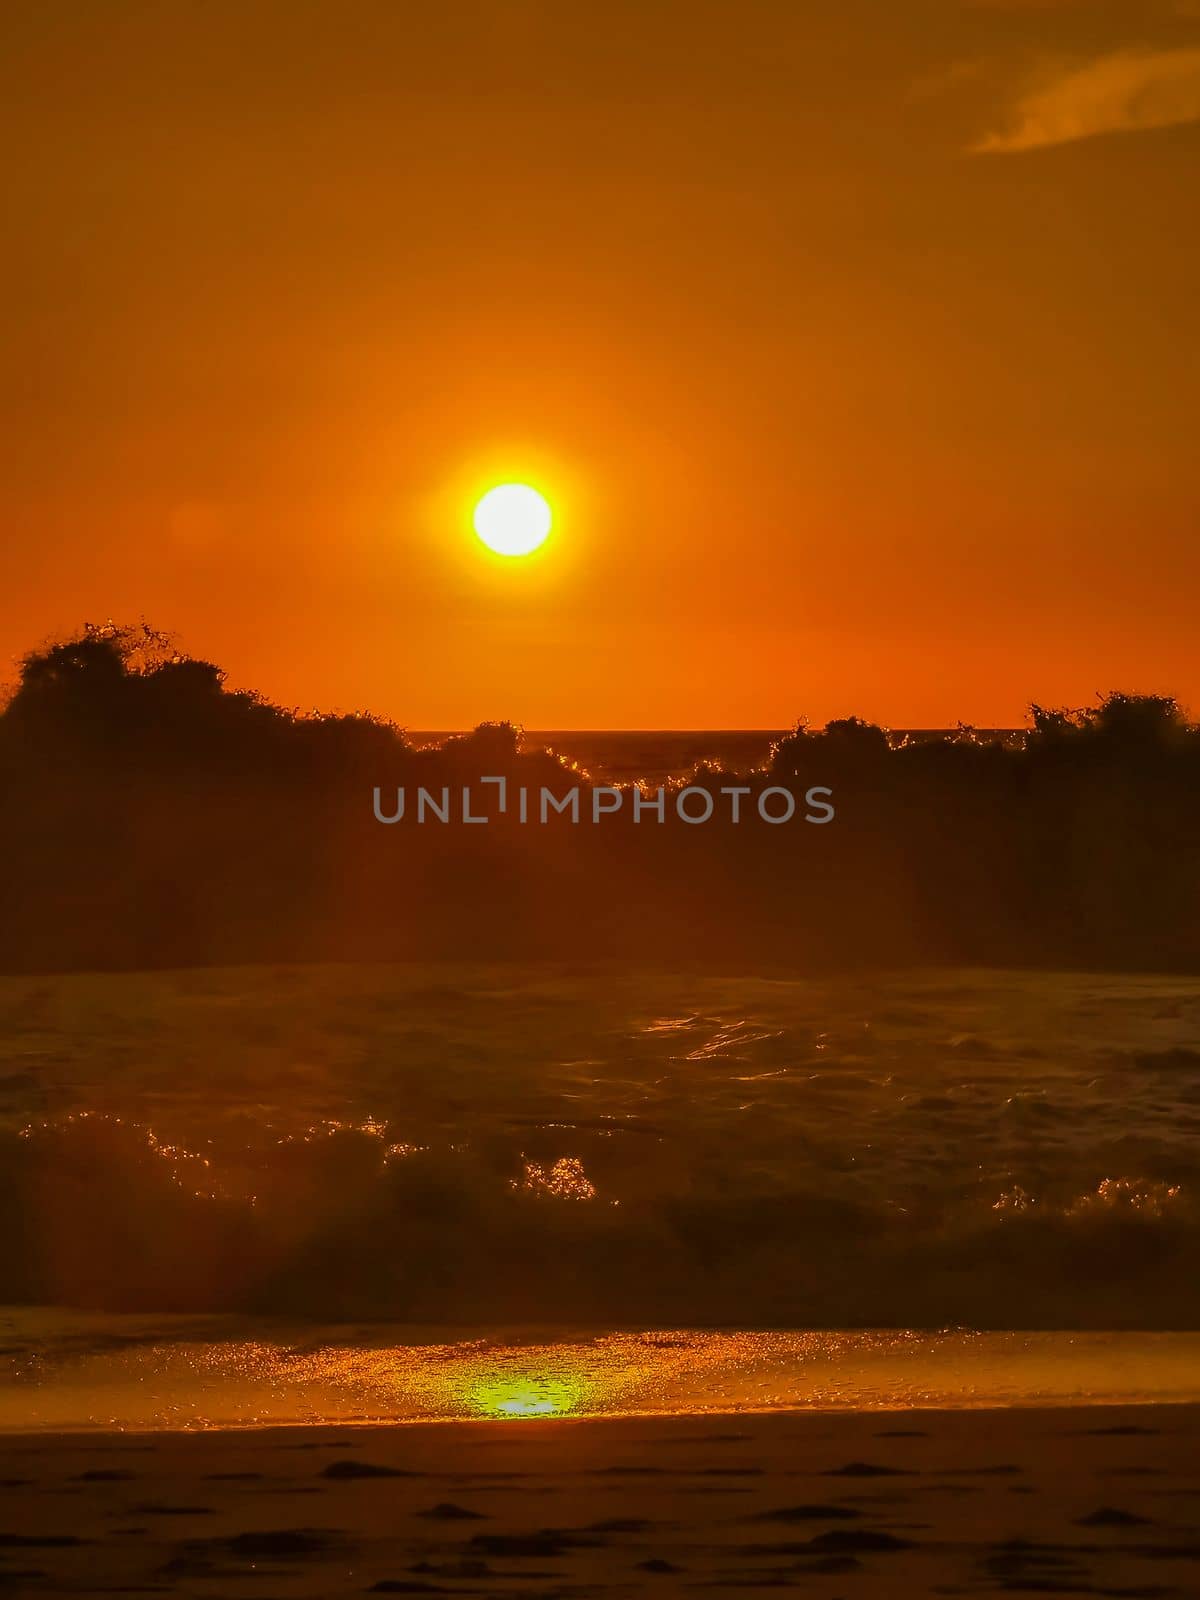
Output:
[466, 1373, 590, 1419]
[5, 1326, 1200, 1433]
[455, 1343, 601, 1419]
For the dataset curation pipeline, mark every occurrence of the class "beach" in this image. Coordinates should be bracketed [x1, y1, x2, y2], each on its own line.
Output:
[3, 960, 1198, 1592]
[6, 0, 1200, 1587]
[3, 1321, 1199, 1595]
[3, 1404, 1198, 1596]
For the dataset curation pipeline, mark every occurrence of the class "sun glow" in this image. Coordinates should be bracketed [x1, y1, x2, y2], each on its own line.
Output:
[472, 483, 552, 556]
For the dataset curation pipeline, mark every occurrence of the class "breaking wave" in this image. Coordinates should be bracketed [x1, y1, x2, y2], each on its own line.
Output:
[2, 1105, 1196, 1328]
[2, 966, 1198, 1328]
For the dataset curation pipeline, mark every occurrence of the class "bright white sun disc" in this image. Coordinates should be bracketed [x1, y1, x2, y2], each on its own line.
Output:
[472, 484, 552, 556]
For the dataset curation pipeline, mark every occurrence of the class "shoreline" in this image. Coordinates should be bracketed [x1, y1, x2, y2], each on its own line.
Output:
[4, 1322, 1200, 1433]
[1, 1393, 1199, 1442]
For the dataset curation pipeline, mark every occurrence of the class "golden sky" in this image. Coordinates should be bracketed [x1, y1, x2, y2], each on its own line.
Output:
[2, 1, 1198, 729]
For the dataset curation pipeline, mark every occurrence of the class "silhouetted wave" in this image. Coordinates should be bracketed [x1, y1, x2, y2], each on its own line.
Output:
[3, 1102, 1196, 1327]
[0, 964, 1197, 1327]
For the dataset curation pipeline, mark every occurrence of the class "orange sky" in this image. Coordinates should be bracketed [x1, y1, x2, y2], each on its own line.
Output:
[2, 1, 1198, 728]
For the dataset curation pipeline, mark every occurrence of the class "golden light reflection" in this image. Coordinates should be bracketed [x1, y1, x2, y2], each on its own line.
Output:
[6, 1327, 1200, 1432]
[512, 1155, 597, 1200]
[465, 1372, 590, 1419]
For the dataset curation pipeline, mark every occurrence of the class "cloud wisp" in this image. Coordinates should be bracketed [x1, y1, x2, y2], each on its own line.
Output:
[977, 45, 1200, 152]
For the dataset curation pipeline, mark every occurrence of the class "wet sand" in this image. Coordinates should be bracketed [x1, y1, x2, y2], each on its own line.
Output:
[2, 1404, 1198, 1596]
[6, 1321, 1199, 1432]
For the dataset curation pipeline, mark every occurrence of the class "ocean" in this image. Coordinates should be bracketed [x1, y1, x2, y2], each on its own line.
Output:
[3, 963, 1197, 1331]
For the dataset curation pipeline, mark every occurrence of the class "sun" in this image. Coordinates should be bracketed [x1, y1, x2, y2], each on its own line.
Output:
[472, 483, 552, 557]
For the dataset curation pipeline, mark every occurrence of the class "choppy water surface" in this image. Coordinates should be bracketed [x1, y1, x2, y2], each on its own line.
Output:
[1, 1320, 1197, 1431]
[1, 966, 1198, 1325]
